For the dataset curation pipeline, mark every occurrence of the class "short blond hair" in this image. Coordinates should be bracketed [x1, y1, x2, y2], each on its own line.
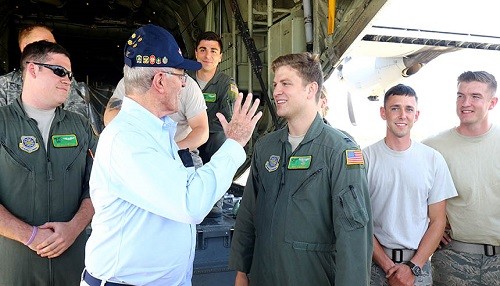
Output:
[18, 25, 55, 52]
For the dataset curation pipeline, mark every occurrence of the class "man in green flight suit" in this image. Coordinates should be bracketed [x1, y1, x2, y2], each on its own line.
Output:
[0, 41, 96, 285]
[229, 53, 373, 285]
[191, 31, 239, 217]
[192, 31, 238, 164]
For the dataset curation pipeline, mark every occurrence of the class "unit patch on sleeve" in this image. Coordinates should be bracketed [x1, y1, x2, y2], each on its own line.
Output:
[230, 83, 239, 99]
[345, 149, 364, 165]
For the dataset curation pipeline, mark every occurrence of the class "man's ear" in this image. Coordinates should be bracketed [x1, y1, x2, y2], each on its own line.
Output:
[489, 96, 498, 110]
[151, 72, 165, 92]
[307, 82, 318, 99]
[380, 106, 387, 120]
[25, 63, 38, 79]
[414, 110, 420, 123]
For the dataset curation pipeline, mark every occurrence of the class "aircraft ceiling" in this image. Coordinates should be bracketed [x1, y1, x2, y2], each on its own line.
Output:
[0, 0, 388, 86]
[5, 0, 498, 88]
[0, 0, 215, 85]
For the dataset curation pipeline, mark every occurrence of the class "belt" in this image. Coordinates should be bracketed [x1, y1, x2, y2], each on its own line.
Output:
[448, 240, 499, 256]
[82, 270, 132, 286]
[382, 247, 416, 263]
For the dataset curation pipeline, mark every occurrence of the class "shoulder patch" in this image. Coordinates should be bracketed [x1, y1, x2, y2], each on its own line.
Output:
[345, 149, 364, 165]
[230, 83, 239, 99]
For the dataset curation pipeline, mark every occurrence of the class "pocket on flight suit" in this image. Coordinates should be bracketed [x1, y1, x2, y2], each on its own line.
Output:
[0, 142, 36, 222]
[338, 185, 369, 231]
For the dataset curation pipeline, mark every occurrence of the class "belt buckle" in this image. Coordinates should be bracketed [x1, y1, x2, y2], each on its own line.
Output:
[392, 249, 403, 263]
[484, 244, 496, 256]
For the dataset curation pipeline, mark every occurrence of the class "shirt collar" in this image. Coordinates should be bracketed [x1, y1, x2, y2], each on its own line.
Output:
[279, 113, 324, 144]
[121, 97, 177, 134]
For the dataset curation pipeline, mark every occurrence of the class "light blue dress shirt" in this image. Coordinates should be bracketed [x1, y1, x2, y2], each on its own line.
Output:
[85, 97, 245, 285]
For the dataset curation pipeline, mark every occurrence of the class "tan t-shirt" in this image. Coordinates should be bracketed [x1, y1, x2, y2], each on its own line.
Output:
[112, 76, 206, 143]
[423, 125, 500, 246]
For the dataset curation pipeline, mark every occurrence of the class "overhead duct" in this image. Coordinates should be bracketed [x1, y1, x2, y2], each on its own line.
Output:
[30, 0, 67, 8]
[112, 0, 143, 12]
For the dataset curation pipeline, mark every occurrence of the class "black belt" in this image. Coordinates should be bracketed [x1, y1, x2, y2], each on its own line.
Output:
[382, 247, 416, 263]
[83, 270, 132, 286]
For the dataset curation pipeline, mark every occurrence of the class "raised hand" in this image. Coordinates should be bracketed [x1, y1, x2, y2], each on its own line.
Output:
[217, 92, 262, 147]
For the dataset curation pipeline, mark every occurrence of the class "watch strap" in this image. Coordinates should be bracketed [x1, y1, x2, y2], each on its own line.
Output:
[404, 261, 422, 276]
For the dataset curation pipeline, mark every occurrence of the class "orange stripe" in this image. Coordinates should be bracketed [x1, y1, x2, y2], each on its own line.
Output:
[328, 0, 336, 35]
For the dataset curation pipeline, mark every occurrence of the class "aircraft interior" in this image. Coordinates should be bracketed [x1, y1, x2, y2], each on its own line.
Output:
[1, 1, 499, 284]
[0, 0, 389, 133]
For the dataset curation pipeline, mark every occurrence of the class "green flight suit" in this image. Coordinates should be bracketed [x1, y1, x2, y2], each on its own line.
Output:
[229, 115, 373, 285]
[192, 71, 238, 163]
[0, 98, 97, 286]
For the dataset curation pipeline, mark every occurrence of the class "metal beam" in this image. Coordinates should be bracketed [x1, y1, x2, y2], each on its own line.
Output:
[331, 0, 387, 66]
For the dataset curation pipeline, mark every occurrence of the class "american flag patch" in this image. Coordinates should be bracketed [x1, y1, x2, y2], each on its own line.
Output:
[345, 149, 364, 165]
[230, 83, 239, 99]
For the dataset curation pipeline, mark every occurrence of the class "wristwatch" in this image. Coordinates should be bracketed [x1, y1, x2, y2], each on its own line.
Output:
[404, 261, 422, 276]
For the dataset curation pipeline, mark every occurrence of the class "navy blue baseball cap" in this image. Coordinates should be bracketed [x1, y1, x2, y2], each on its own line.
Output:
[124, 24, 201, 71]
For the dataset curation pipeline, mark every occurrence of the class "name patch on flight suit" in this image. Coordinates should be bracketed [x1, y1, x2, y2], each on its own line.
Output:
[19, 136, 40, 153]
[52, 134, 78, 148]
[287, 156, 312, 170]
[345, 149, 364, 167]
[203, 92, 217, 103]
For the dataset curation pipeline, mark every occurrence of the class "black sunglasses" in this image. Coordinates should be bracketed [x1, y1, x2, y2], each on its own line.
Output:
[26, 62, 73, 81]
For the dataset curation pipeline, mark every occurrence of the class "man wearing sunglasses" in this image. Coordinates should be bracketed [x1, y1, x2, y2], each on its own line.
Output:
[0, 41, 97, 285]
[27, 62, 74, 80]
[83, 24, 261, 286]
[0, 24, 101, 134]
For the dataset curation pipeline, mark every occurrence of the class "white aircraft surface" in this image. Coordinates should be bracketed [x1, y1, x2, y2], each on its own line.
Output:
[326, 0, 500, 147]
[326, 49, 500, 148]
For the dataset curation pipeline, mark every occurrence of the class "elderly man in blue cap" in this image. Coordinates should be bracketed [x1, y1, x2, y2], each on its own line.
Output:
[82, 24, 262, 286]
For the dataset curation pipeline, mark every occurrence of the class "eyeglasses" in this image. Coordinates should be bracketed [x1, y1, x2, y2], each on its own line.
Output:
[26, 62, 73, 81]
[163, 71, 187, 84]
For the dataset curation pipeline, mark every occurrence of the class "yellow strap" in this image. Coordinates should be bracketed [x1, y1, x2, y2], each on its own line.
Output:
[328, 0, 336, 35]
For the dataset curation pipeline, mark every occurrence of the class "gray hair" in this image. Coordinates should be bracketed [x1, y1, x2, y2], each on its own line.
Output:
[123, 65, 169, 95]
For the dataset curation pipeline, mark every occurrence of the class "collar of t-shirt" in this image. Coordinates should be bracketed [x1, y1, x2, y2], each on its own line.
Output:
[23, 103, 56, 150]
[196, 78, 208, 90]
[288, 133, 305, 152]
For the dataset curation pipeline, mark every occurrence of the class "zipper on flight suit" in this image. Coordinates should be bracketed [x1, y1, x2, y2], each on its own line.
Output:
[29, 116, 56, 285]
[340, 185, 358, 207]
[25, 116, 55, 285]
[349, 185, 357, 199]
[276, 141, 288, 201]
[292, 168, 323, 195]
[0, 140, 32, 170]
